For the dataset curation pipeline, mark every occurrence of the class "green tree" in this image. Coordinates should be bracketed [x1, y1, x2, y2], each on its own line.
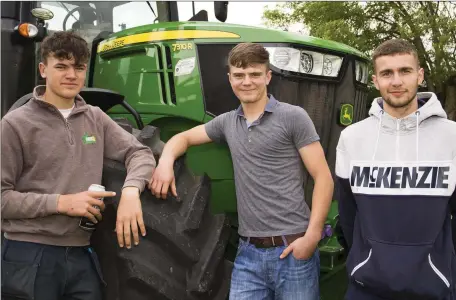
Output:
[263, 1, 456, 120]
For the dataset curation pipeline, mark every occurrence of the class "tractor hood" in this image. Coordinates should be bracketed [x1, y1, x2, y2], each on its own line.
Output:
[97, 21, 367, 59]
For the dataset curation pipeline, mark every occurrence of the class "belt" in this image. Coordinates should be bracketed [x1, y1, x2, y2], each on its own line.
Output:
[240, 232, 305, 248]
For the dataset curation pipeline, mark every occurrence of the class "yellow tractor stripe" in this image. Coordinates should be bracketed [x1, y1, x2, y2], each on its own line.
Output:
[97, 30, 240, 53]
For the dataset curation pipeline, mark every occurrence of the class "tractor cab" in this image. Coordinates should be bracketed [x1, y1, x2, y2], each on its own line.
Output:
[1, 2, 370, 299]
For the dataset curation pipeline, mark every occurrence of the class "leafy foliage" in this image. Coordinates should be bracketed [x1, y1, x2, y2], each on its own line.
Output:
[263, 2, 456, 115]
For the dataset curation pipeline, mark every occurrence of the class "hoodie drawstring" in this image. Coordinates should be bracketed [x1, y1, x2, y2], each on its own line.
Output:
[372, 110, 420, 161]
[416, 111, 420, 160]
[372, 110, 384, 160]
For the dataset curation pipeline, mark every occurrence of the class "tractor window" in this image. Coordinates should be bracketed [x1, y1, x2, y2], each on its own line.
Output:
[177, 2, 219, 22]
[38, 2, 159, 37]
[177, 2, 273, 25]
[39, 2, 80, 31]
[38, 1, 115, 44]
[113, 2, 158, 32]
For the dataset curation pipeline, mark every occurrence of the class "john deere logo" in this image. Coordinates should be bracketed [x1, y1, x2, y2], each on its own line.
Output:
[340, 104, 353, 126]
[82, 133, 97, 145]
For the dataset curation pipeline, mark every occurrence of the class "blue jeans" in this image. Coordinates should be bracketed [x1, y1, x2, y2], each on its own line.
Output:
[229, 237, 320, 300]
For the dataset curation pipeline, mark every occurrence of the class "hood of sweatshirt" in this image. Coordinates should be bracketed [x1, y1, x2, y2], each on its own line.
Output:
[368, 92, 447, 161]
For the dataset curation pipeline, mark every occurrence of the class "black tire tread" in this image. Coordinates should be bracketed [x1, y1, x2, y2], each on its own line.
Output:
[91, 125, 231, 300]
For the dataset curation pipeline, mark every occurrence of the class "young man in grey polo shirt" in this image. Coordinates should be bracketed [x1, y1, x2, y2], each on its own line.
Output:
[149, 43, 334, 299]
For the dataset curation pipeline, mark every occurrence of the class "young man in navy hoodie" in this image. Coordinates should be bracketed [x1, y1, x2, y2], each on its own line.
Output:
[336, 39, 456, 300]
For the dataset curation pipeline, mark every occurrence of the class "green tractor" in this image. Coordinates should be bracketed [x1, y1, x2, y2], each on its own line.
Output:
[1, 1, 371, 299]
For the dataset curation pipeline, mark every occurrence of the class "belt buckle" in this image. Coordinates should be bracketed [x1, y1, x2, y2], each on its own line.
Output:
[271, 236, 275, 247]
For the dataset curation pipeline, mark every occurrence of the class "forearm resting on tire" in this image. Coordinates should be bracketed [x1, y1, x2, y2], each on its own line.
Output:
[160, 125, 213, 165]
[151, 125, 212, 198]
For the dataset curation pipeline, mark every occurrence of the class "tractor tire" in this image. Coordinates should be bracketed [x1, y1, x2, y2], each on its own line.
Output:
[7, 93, 33, 114]
[90, 124, 233, 300]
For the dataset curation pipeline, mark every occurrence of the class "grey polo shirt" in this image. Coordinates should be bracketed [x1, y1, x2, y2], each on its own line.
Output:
[205, 95, 320, 237]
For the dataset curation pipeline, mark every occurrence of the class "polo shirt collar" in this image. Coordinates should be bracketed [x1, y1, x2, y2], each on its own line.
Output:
[236, 94, 278, 117]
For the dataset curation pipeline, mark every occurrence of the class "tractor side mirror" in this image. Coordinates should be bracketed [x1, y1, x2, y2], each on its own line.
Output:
[214, 1, 228, 22]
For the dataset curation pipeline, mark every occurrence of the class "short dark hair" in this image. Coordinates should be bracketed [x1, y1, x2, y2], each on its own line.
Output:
[40, 31, 90, 65]
[228, 43, 270, 70]
[372, 39, 419, 71]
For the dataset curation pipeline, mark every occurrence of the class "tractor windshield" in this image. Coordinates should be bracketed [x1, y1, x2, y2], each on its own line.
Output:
[38, 2, 158, 42]
[38, 1, 228, 41]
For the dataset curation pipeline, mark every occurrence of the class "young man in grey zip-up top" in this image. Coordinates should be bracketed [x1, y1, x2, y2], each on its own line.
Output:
[1, 31, 155, 300]
[336, 39, 456, 300]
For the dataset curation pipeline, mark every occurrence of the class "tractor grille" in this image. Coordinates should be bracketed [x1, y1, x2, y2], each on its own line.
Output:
[354, 87, 369, 122]
[267, 77, 336, 153]
[267, 77, 337, 208]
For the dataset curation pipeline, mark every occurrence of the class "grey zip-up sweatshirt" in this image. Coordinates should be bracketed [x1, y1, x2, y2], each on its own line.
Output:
[1, 86, 155, 246]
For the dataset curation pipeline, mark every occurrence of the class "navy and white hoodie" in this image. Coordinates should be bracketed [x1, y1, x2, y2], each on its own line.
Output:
[336, 92, 456, 300]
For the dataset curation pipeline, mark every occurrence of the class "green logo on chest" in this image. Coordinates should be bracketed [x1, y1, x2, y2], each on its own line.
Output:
[82, 133, 97, 144]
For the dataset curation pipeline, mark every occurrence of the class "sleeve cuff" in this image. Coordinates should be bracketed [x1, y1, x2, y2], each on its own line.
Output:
[46, 194, 60, 215]
[296, 135, 320, 150]
[122, 180, 145, 193]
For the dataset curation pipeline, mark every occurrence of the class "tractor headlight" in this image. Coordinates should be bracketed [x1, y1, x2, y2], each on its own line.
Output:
[266, 47, 343, 77]
[355, 60, 369, 84]
[268, 47, 301, 72]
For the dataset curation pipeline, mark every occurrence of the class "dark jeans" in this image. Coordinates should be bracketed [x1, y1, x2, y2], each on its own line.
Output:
[1, 239, 105, 300]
